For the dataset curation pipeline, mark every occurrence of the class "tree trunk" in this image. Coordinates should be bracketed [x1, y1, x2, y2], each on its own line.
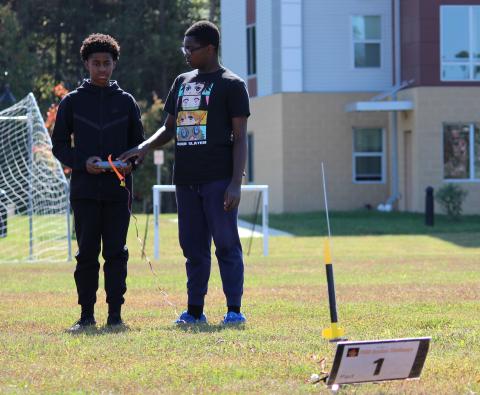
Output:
[158, 0, 168, 96]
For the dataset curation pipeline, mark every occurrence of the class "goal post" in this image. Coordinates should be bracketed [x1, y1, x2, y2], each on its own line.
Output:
[0, 93, 71, 262]
[152, 184, 269, 259]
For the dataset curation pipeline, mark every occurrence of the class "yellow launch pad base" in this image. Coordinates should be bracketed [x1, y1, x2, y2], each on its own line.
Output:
[322, 323, 345, 342]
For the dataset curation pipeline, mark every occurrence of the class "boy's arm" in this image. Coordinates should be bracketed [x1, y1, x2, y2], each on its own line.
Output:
[223, 79, 251, 211]
[118, 114, 175, 164]
[224, 117, 248, 211]
[51, 97, 82, 170]
[119, 77, 179, 165]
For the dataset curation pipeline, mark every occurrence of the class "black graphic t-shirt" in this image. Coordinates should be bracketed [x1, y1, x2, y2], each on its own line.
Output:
[164, 67, 250, 185]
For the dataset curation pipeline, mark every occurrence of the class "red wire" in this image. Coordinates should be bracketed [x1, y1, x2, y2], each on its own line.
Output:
[116, 161, 178, 317]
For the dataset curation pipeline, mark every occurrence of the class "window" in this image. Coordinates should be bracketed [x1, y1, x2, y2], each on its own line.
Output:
[353, 128, 385, 182]
[247, 25, 257, 76]
[352, 16, 381, 68]
[247, 133, 254, 183]
[443, 123, 480, 180]
[441, 6, 480, 81]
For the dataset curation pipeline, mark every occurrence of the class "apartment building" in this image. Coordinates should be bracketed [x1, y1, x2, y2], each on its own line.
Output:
[221, 0, 480, 213]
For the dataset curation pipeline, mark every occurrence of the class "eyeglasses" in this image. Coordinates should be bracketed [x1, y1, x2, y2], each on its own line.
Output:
[180, 45, 207, 56]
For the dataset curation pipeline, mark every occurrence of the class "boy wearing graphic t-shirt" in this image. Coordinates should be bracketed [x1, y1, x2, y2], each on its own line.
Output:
[119, 21, 250, 324]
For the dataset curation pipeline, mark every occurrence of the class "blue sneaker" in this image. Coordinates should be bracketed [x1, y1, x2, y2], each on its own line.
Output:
[174, 310, 207, 325]
[222, 311, 246, 325]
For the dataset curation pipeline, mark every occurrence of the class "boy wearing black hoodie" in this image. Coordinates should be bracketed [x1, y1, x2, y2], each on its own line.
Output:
[52, 34, 145, 331]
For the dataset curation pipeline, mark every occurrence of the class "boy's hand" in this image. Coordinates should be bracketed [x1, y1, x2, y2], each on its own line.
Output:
[117, 142, 150, 165]
[86, 156, 104, 175]
[224, 182, 241, 211]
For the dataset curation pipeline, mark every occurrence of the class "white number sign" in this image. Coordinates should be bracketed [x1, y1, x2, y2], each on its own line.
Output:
[327, 337, 430, 386]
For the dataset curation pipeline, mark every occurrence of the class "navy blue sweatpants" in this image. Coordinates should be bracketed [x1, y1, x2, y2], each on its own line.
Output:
[176, 178, 244, 307]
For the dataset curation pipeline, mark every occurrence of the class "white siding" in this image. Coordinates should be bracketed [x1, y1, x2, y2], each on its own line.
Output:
[220, 0, 392, 93]
[220, 0, 247, 80]
[303, 0, 393, 92]
[257, 0, 274, 96]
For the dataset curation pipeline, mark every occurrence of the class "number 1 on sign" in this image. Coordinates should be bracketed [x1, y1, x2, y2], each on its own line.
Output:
[373, 358, 385, 375]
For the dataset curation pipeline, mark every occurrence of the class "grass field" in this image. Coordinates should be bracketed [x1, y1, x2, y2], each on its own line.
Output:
[1, 211, 479, 394]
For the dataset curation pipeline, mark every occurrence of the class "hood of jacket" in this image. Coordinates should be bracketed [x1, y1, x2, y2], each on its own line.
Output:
[76, 79, 124, 96]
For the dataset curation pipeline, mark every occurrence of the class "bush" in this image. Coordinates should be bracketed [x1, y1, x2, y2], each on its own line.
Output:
[435, 184, 468, 219]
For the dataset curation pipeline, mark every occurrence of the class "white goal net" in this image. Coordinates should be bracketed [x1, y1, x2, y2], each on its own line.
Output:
[0, 93, 71, 262]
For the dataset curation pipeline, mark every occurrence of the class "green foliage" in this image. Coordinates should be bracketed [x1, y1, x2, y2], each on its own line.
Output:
[435, 184, 468, 219]
[32, 73, 58, 111]
[2, 0, 220, 210]
[0, 4, 36, 107]
[264, 210, 480, 236]
[6, 0, 220, 109]
[33, 74, 56, 102]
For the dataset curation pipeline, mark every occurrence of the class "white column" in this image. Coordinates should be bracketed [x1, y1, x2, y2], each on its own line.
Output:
[280, 0, 303, 92]
[262, 186, 269, 256]
[153, 186, 160, 259]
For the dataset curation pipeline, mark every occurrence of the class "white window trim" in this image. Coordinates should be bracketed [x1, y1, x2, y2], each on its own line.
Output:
[352, 128, 386, 184]
[246, 24, 257, 78]
[440, 5, 480, 81]
[443, 122, 480, 182]
[351, 15, 383, 70]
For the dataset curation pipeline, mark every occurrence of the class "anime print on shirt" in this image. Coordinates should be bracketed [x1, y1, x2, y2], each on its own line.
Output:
[176, 81, 213, 146]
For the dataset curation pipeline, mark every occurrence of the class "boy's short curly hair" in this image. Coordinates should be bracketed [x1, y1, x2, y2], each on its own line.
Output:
[80, 33, 120, 61]
[185, 21, 220, 52]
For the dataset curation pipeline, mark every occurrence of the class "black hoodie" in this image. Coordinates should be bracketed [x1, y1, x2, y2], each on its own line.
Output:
[52, 80, 145, 201]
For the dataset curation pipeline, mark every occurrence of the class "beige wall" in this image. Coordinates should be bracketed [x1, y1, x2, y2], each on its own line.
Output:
[247, 92, 390, 213]
[240, 94, 284, 213]
[397, 87, 480, 214]
[244, 88, 480, 215]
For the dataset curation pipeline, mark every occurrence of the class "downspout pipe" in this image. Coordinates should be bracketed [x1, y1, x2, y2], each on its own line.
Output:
[384, 0, 401, 209]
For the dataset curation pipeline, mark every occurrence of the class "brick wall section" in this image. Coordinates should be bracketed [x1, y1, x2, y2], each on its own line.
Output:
[401, 0, 480, 87]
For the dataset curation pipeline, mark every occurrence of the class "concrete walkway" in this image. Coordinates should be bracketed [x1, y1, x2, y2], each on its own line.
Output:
[236, 219, 293, 238]
[168, 218, 293, 238]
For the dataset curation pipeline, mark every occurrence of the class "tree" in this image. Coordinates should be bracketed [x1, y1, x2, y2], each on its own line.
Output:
[0, 4, 36, 106]
[2, 0, 221, 211]
[6, 0, 221, 106]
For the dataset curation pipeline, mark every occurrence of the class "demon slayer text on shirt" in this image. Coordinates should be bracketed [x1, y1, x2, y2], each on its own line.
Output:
[164, 67, 250, 185]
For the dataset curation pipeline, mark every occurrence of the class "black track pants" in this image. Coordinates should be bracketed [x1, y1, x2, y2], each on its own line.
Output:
[71, 199, 130, 307]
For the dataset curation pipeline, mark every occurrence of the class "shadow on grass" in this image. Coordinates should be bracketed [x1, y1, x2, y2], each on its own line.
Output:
[168, 323, 246, 333]
[246, 211, 480, 248]
[66, 323, 246, 335]
[67, 324, 132, 336]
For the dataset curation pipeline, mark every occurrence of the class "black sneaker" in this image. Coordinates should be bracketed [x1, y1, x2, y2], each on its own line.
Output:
[68, 317, 96, 332]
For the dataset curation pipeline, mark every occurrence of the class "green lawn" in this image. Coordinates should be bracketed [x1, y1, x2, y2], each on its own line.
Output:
[0, 215, 70, 262]
[0, 212, 479, 394]
[267, 210, 480, 237]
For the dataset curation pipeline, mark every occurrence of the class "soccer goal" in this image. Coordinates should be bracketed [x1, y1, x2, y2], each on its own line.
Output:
[0, 93, 71, 263]
[152, 184, 269, 259]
